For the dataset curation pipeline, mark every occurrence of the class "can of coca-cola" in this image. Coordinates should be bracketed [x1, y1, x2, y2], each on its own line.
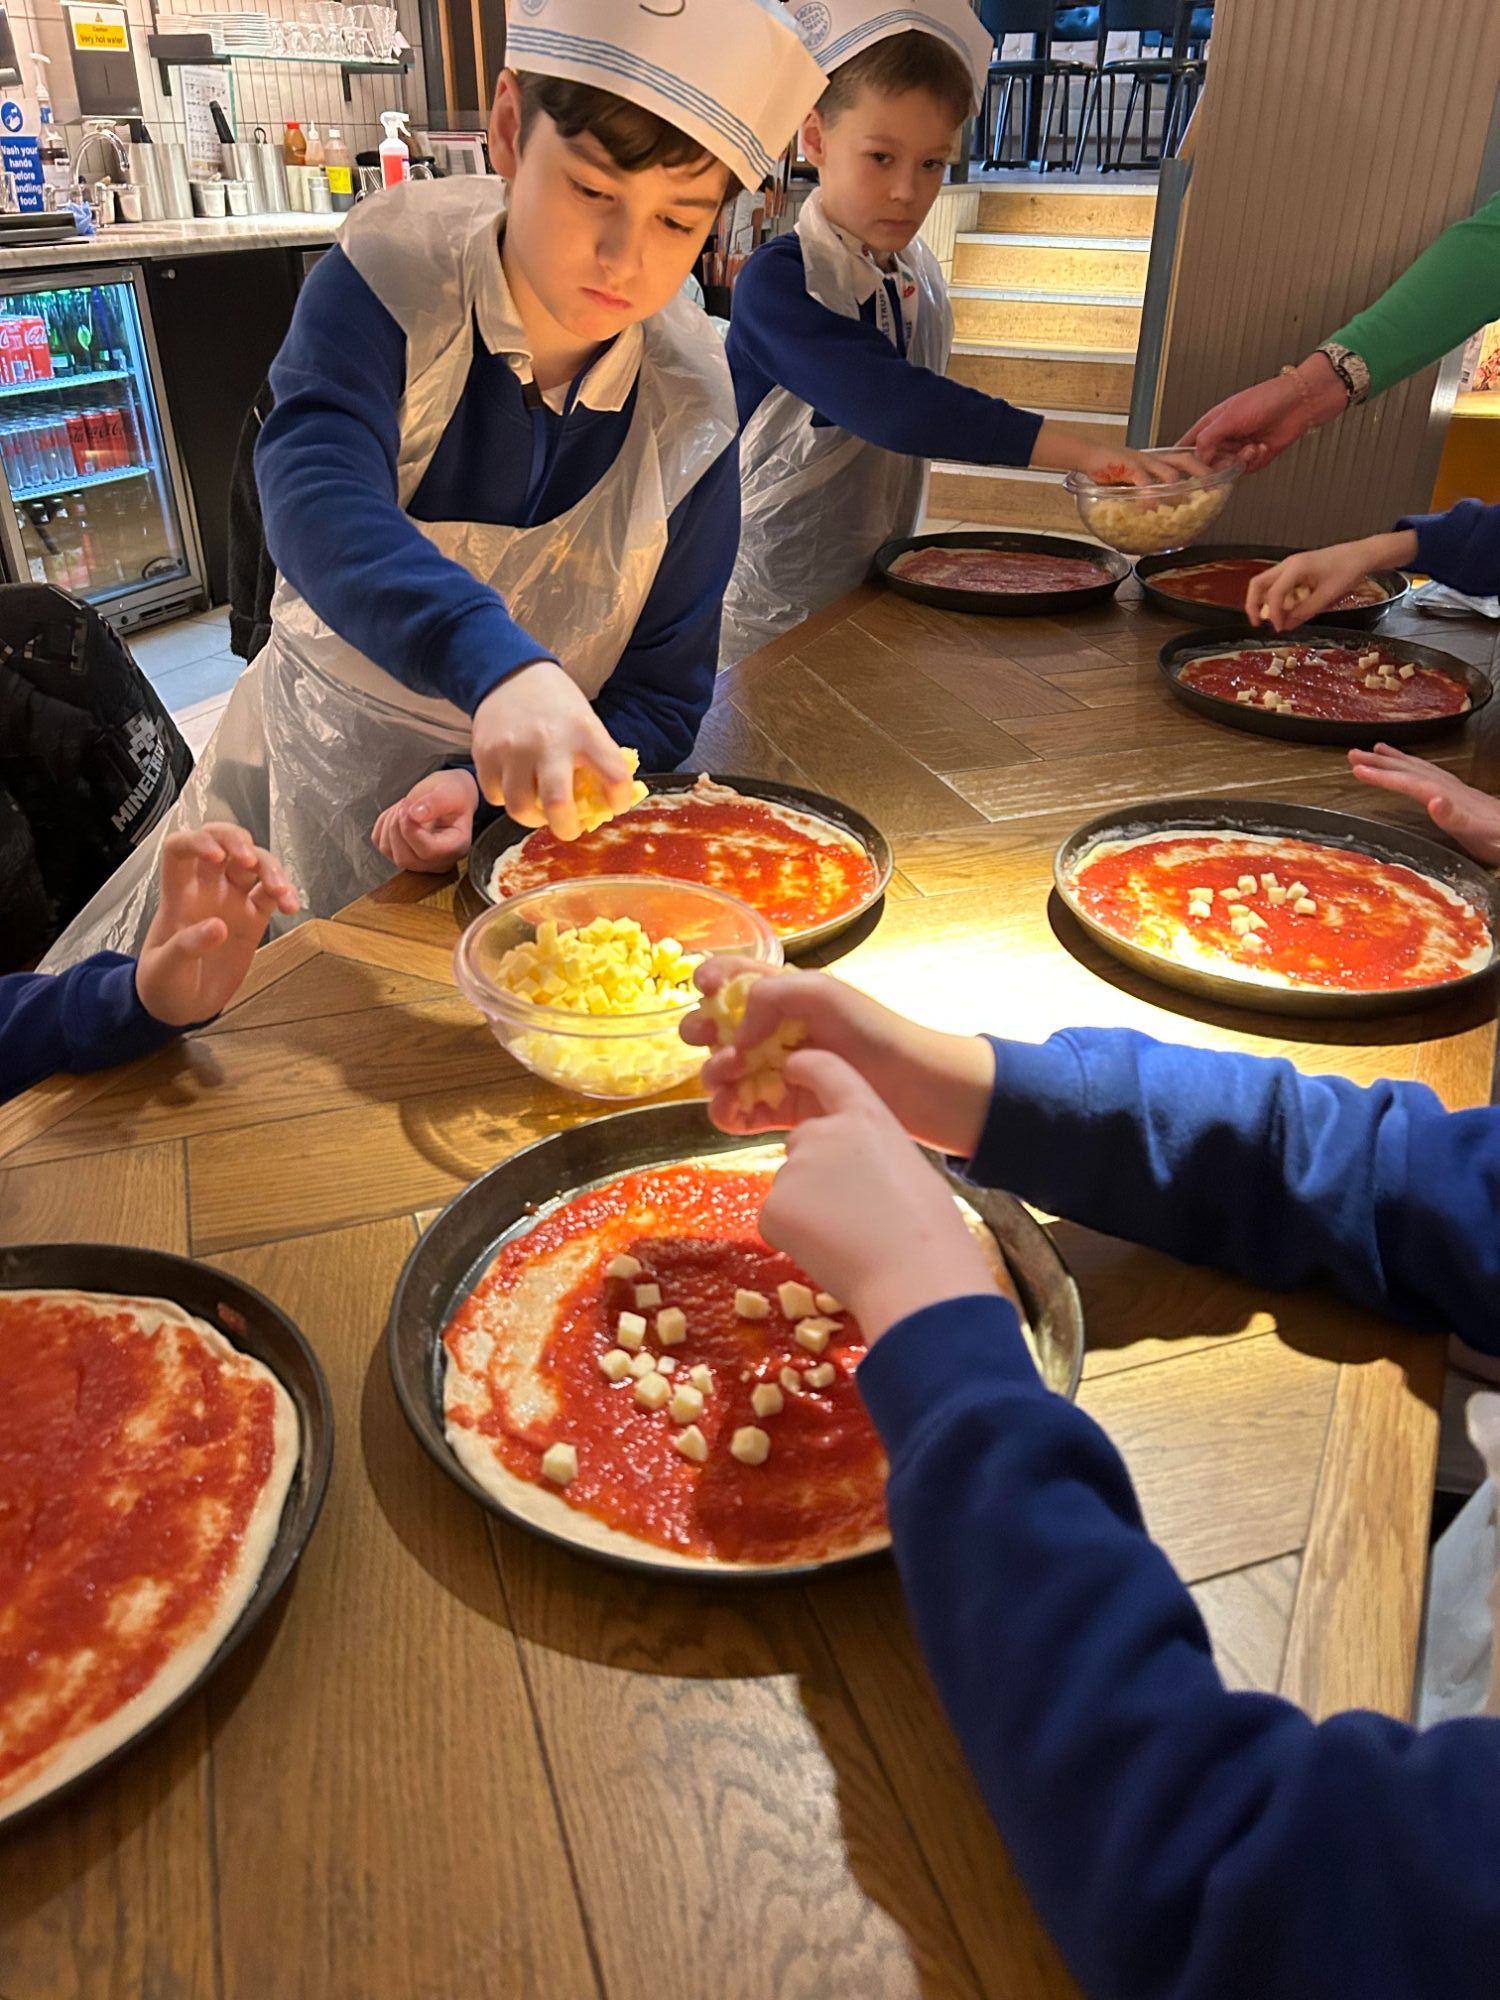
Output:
[22, 317, 53, 380]
[101, 405, 128, 470]
[0, 319, 30, 384]
[64, 410, 90, 474]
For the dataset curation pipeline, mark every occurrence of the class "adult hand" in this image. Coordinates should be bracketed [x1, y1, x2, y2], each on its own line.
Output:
[471, 661, 636, 841]
[683, 958, 996, 1159]
[372, 768, 480, 873]
[1348, 746, 1500, 865]
[758, 1050, 1013, 1343]
[135, 823, 300, 1028]
[1181, 353, 1349, 469]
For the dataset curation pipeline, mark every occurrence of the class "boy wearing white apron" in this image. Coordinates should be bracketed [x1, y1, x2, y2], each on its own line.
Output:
[721, 0, 1202, 665]
[45, 0, 824, 964]
[688, 963, 1500, 1996]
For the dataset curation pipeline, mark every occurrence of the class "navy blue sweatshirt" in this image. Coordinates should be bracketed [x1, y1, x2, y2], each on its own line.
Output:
[1, 953, 177, 1102]
[858, 1028, 1500, 2000]
[726, 230, 1045, 464]
[256, 247, 740, 771]
[1399, 497, 1500, 599]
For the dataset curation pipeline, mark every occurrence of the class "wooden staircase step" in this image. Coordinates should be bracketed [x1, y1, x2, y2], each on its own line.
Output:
[948, 344, 1135, 412]
[926, 464, 1088, 532]
[951, 233, 1149, 295]
[976, 186, 1157, 237]
[950, 287, 1142, 351]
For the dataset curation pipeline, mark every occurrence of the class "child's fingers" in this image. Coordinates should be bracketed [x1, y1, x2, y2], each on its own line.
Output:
[692, 954, 767, 998]
[160, 915, 230, 963]
[579, 728, 636, 813]
[537, 754, 582, 842]
[779, 1048, 883, 1120]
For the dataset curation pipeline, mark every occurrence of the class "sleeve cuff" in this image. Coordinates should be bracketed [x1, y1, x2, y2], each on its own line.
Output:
[1396, 509, 1459, 581]
[61, 955, 183, 1071]
[858, 1294, 1042, 1453]
[966, 1032, 1090, 1191]
[432, 605, 560, 716]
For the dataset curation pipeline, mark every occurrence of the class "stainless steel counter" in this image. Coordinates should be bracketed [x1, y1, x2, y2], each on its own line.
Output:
[0, 212, 343, 271]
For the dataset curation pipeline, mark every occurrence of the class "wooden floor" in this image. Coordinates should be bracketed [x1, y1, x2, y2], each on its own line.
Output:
[2, 574, 1497, 2000]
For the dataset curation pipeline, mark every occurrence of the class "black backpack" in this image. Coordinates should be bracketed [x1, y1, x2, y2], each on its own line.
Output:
[0, 584, 192, 969]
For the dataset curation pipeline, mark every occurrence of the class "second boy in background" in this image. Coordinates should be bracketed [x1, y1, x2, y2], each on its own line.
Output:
[721, 0, 1201, 664]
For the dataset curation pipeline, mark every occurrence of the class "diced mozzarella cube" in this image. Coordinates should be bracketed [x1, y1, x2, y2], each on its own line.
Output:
[779, 1366, 802, 1395]
[1268, 885, 1288, 904]
[1260, 874, 1278, 891]
[735, 1289, 771, 1320]
[657, 1355, 677, 1375]
[673, 1424, 708, 1464]
[1235, 689, 1255, 703]
[634, 1372, 672, 1411]
[541, 1442, 578, 1486]
[598, 1348, 632, 1383]
[689, 1364, 714, 1393]
[795, 1318, 835, 1355]
[1287, 883, 1308, 901]
[1237, 875, 1256, 893]
[656, 1306, 687, 1346]
[805, 1362, 837, 1389]
[628, 1352, 659, 1379]
[751, 1382, 784, 1418]
[1293, 897, 1318, 916]
[1188, 900, 1211, 921]
[777, 1280, 818, 1321]
[634, 1283, 662, 1309]
[730, 1425, 771, 1466]
[616, 1312, 647, 1351]
[815, 1293, 843, 1316]
[606, 1254, 642, 1280]
[669, 1385, 705, 1424]
[1219, 887, 1243, 902]
[1398, 664, 1415, 680]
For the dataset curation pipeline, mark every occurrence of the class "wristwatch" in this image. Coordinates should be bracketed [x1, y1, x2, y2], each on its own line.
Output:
[1313, 340, 1371, 407]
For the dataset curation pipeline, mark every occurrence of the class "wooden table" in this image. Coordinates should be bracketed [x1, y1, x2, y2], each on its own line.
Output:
[4, 580, 1498, 2000]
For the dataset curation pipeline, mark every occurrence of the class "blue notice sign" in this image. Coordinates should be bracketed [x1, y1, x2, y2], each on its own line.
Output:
[0, 135, 44, 213]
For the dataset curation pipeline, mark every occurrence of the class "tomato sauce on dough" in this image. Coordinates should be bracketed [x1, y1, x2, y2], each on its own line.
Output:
[1070, 833, 1491, 991]
[444, 1167, 886, 1563]
[1153, 556, 1389, 611]
[1181, 641, 1468, 723]
[893, 547, 1112, 593]
[0, 1294, 278, 1802]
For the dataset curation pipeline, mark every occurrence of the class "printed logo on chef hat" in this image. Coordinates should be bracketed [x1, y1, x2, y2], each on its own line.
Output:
[0, 101, 21, 133]
[516, 0, 549, 16]
[794, 2, 833, 48]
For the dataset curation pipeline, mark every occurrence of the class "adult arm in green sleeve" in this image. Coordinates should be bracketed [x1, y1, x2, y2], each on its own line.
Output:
[1328, 191, 1500, 397]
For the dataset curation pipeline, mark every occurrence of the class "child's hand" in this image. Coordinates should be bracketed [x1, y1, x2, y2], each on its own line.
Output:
[372, 768, 479, 873]
[1348, 745, 1500, 865]
[1245, 538, 1380, 632]
[759, 1051, 1011, 1343]
[1032, 425, 1207, 487]
[470, 662, 637, 842]
[135, 823, 300, 1028]
[682, 959, 995, 1158]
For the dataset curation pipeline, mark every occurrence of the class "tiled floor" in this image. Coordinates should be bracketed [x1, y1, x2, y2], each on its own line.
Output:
[132, 604, 246, 757]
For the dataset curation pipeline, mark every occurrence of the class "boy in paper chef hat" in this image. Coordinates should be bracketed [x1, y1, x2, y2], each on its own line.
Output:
[43, 1, 825, 959]
[720, 0, 1204, 664]
[684, 959, 1500, 1999]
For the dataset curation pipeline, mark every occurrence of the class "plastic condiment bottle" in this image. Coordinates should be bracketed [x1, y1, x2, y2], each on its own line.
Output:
[323, 127, 354, 213]
[378, 110, 410, 188]
[283, 120, 307, 166]
[303, 122, 325, 168]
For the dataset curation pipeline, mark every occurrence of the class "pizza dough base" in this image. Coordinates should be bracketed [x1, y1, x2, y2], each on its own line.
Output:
[489, 774, 872, 917]
[0, 1291, 300, 1824]
[443, 1146, 1026, 1574]
[1071, 827, 1494, 990]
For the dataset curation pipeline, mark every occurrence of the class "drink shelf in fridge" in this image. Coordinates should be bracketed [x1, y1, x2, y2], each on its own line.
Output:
[13, 462, 156, 502]
[0, 369, 135, 398]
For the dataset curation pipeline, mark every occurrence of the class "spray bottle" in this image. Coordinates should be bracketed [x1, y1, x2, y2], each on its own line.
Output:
[31, 58, 69, 201]
[378, 110, 410, 189]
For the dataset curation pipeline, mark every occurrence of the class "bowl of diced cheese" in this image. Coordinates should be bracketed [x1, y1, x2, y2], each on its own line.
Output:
[1065, 459, 1241, 556]
[453, 877, 782, 1101]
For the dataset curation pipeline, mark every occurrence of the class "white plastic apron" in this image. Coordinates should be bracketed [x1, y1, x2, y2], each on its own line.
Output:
[1420, 1385, 1500, 1725]
[45, 179, 736, 966]
[719, 189, 954, 667]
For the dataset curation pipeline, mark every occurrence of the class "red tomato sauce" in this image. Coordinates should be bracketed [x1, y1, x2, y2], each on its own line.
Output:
[500, 796, 878, 935]
[893, 548, 1112, 593]
[445, 1167, 886, 1563]
[1071, 836, 1491, 991]
[1182, 641, 1468, 722]
[1155, 557, 1389, 611]
[0, 1295, 278, 1802]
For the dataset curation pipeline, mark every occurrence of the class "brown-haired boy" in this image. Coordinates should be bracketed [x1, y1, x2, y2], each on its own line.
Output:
[721, 2, 1202, 663]
[48, 1, 825, 959]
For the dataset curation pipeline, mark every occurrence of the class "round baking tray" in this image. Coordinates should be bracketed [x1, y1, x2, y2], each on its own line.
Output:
[1158, 626, 1489, 748]
[464, 772, 893, 955]
[388, 1101, 1085, 1582]
[1135, 543, 1410, 629]
[874, 529, 1130, 616]
[1053, 795, 1500, 1018]
[0, 1244, 333, 1830]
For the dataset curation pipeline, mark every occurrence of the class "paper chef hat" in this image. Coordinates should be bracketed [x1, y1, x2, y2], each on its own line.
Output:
[788, 2, 993, 110]
[503, 0, 827, 190]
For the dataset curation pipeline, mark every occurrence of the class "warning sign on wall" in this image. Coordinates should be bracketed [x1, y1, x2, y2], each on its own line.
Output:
[67, 7, 129, 52]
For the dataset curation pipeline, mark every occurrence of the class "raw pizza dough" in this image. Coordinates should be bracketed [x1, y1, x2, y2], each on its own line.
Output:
[0, 1290, 299, 1823]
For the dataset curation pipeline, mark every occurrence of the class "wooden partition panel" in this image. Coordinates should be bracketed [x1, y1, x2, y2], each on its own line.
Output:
[1152, 0, 1500, 545]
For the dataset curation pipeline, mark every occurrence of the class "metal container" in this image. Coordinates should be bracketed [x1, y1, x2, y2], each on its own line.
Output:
[135, 141, 194, 221]
[250, 139, 289, 213]
[219, 144, 263, 211]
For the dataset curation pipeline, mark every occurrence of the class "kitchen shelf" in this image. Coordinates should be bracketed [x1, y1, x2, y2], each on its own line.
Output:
[13, 462, 155, 502]
[148, 35, 411, 101]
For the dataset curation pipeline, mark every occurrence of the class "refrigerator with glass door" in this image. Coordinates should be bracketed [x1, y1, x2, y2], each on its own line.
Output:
[0, 263, 206, 628]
